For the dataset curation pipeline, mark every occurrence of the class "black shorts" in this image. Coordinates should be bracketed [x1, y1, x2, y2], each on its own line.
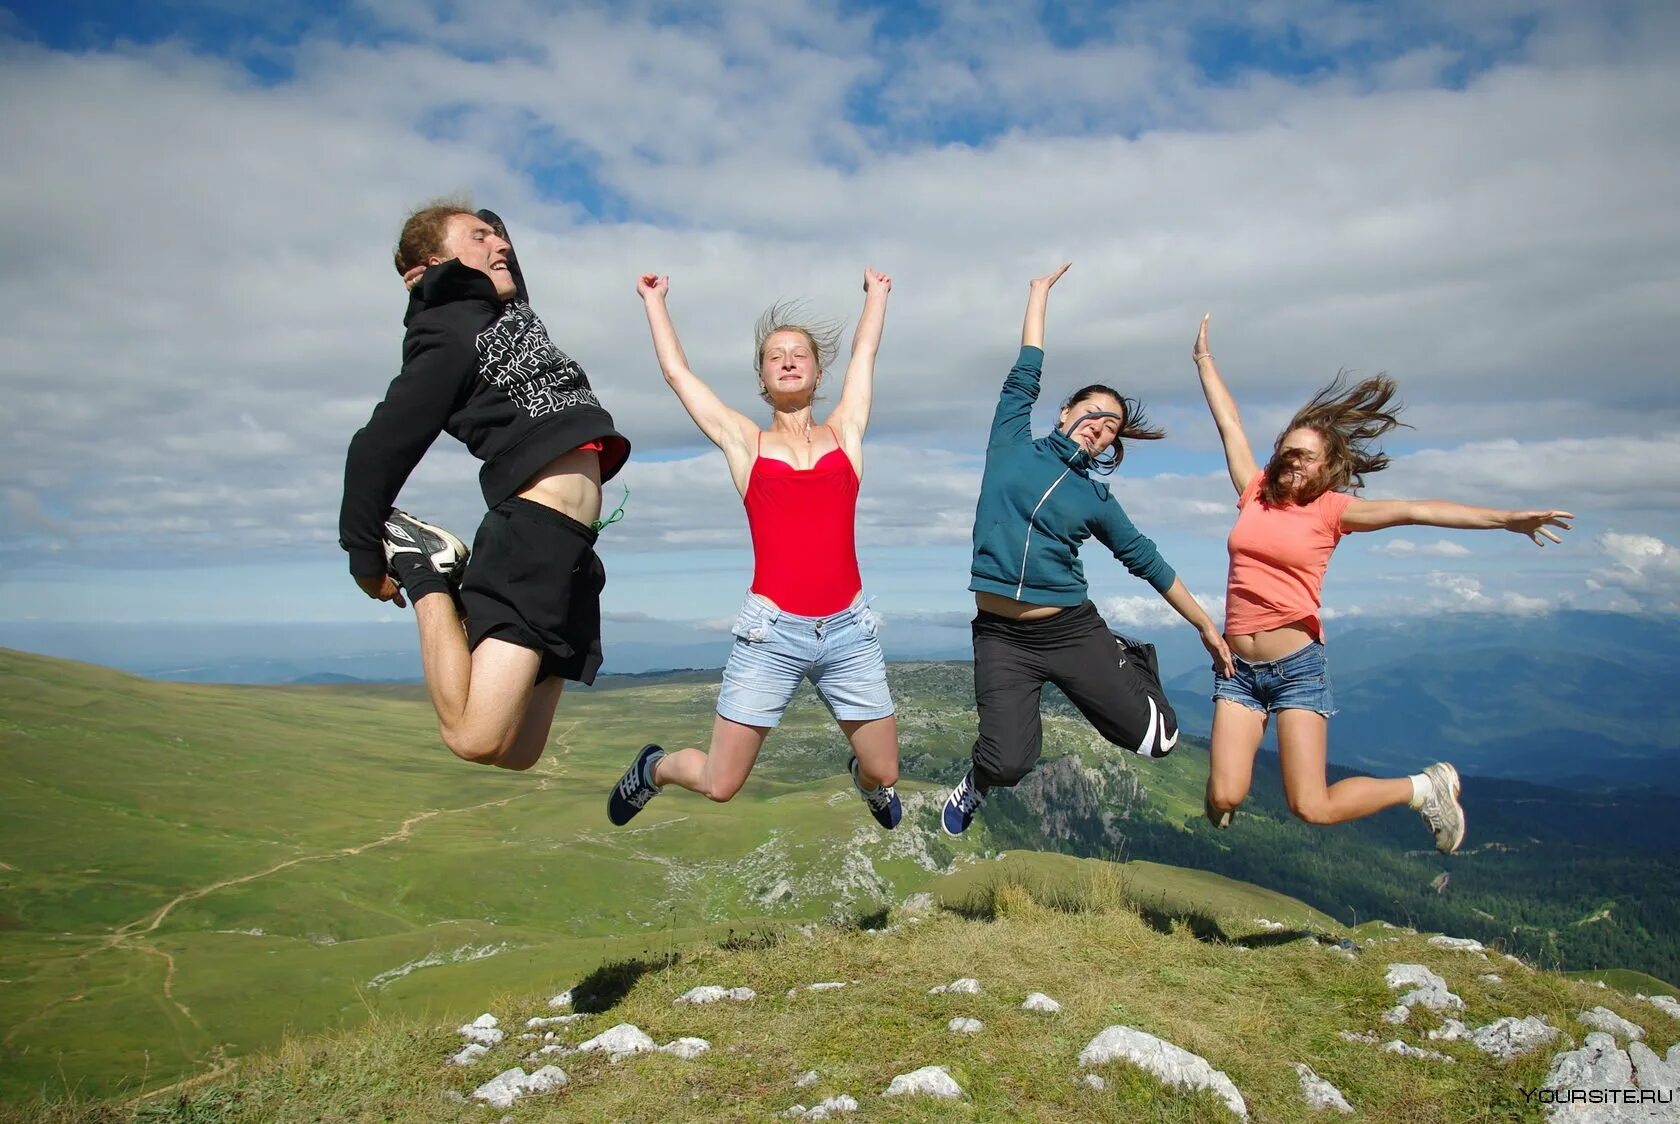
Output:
[460, 497, 605, 685]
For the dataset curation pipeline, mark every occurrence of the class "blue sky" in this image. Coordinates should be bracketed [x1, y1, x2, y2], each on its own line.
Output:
[1, 0, 1677, 673]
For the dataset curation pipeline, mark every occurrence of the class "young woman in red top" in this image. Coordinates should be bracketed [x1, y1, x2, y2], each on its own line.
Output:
[1192, 315, 1573, 852]
[608, 270, 902, 830]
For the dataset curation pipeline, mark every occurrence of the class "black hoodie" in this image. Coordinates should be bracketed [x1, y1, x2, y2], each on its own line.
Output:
[338, 211, 629, 578]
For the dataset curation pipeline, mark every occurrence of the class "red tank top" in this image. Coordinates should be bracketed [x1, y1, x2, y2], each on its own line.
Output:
[744, 427, 863, 616]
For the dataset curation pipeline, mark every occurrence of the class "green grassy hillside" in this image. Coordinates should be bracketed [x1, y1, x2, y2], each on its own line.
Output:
[13, 859, 1678, 1122]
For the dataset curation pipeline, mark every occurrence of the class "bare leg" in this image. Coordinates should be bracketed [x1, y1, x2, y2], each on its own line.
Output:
[651, 715, 772, 802]
[1206, 700, 1268, 818]
[413, 592, 549, 770]
[1276, 709, 1413, 825]
[495, 677, 566, 772]
[840, 716, 899, 789]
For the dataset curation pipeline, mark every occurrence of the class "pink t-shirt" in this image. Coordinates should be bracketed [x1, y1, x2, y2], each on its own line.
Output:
[1224, 473, 1354, 641]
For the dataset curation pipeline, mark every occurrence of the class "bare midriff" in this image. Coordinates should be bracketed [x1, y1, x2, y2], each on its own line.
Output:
[516, 447, 603, 525]
[974, 591, 1066, 621]
[1227, 620, 1315, 663]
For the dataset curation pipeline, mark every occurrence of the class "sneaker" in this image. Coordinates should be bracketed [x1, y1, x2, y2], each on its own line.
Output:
[1418, 762, 1466, 854]
[850, 756, 901, 830]
[383, 509, 470, 592]
[608, 744, 666, 827]
[1205, 790, 1233, 830]
[941, 768, 986, 836]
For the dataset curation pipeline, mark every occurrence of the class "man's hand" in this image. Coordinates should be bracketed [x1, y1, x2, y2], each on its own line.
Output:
[638, 273, 669, 301]
[1030, 262, 1071, 292]
[863, 266, 892, 295]
[355, 573, 407, 608]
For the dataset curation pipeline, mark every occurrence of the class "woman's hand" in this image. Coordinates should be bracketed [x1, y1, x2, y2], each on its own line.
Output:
[863, 266, 891, 295]
[1193, 313, 1212, 363]
[1031, 262, 1070, 292]
[637, 273, 669, 301]
[1505, 510, 1575, 546]
[1200, 624, 1235, 678]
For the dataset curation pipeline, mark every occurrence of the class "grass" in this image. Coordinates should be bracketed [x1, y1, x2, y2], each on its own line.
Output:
[8, 861, 1675, 1122]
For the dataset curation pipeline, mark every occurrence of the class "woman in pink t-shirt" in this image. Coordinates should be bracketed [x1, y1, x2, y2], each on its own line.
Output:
[1191, 316, 1573, 853]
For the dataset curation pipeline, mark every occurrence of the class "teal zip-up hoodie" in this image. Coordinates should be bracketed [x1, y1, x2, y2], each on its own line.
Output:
[969, 346, 1176, 606]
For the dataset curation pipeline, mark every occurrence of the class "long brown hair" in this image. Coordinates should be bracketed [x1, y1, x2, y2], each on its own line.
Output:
[1261, 372, 1408, 506]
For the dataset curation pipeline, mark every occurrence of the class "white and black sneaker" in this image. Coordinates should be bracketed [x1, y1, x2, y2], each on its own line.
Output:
[383, 509, 469, 595]
[608, 744, 666, 827]
[941, 768, 986, 836]
[1418, 762, 1466, 854]
[850, 756, 902, 830]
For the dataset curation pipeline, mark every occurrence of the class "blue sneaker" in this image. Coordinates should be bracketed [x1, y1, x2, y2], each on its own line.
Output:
[850, 756, 901, 830]
[608, 744, 665, 826]
[941, 768, 986, 836]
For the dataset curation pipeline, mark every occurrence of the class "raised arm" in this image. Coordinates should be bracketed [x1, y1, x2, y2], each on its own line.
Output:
[1192, 314, 1260, 494]
[1341, 499, 1575, 544]
[637, 274, 757, 492]
[990, 264, 1070, 448]
[829, 267, 891, 452]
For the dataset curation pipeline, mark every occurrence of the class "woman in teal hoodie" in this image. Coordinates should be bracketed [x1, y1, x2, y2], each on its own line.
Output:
[943, 264, 1233, 836]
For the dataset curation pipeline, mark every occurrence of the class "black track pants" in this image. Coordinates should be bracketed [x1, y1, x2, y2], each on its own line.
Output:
[970, 600, 1179, 789]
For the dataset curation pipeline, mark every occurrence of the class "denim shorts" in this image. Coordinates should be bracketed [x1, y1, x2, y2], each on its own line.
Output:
[1211, 640, 1336, 717]
[716, 593, 895, 728]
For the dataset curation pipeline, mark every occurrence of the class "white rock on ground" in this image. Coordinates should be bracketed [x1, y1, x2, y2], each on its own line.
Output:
[1637, 993, 1680, 1021]
[575, 1023, 657, 1061]
[948, 1017, 984, 1035]
[782, 1094, 859, 1119]
[1427, 1019, 1470, 1042]
[548, 989, 573, 1009]
[1338, 1030, 1379, 1044]
[1578, 1007, 1645, 1040]
[794, 1070, 819, 1088]
[1081, 1074, 1107, 1091]
[1023, 992, 1061, 1013]
[449, 1043, 489, 1066]
[1382, 1040, 1455, 1063]
[471, 1065, 569, 1108]
[786, 982, 847, 997]
[1381, 1005, 1411, 1025]
[1629, 1041, 1680, 1091]
[884, 1065, 963, 1099]
[929, 977, 982, 995]
[1385, 963, 1464, 1011]
[1480, 974, 1504, 984]
[1079, 1026, 1248, 1119]
[458, 1025, 505, 1047]
[659, 1037, 711, 1059]
[1470, 1015, 1559, 1059]
[900, 892, 937, 916]
[1539, 1031, 1680, 1121]
[526, 1015, 580, 1029]
[1294, 1063, 1354, 1114]
[675, 985, 756, 1004]
[1428, 935, 1487, 953]
[1253, 918, 1288, 932]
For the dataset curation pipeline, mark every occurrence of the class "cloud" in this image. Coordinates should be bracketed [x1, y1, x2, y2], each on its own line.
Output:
[1097, 592, 1226, 633]
[0, 0, 1675, 623]
[1423, 571, 1553, 615]
[1586, 532, 1680, 612]
[1368, 538, 1472, 558]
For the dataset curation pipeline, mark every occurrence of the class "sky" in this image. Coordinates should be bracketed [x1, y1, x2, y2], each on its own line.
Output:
[1, 0, 1677, 671]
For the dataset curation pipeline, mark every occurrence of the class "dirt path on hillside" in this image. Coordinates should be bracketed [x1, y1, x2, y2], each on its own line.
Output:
[3, 781, 551, 1050]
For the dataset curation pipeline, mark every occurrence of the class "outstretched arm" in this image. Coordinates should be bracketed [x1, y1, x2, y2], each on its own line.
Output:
[1341, 499, 1574, 544]
[990, 264, 1070, 448]
[1192, 314, 1260, 494]
[1159, 576, 1235, 677]
[637, 274, 757, 491]
[829, 267, 891, 449]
